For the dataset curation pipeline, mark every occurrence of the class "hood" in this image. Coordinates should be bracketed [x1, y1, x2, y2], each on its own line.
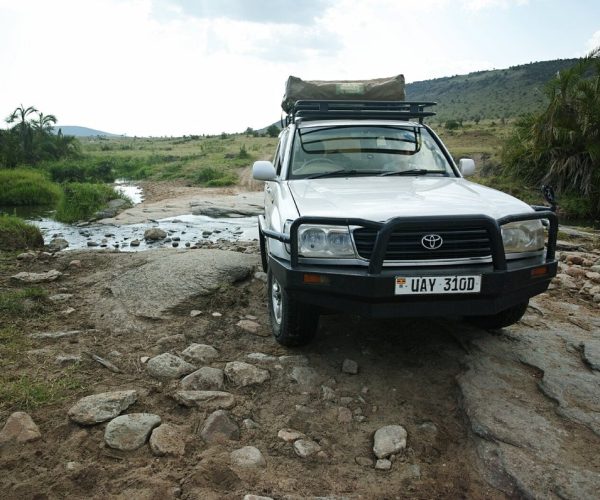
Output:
[287, 176, 533, 221]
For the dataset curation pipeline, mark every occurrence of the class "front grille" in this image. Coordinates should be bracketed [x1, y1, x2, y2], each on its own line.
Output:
[353, 226, 492, 261]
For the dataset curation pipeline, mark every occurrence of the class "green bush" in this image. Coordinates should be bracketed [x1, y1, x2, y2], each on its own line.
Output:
[42, 158, 115, 183]
[206, 173, 238, 187]
[0, 168, 62, 206]
[0, 214, 44, 250]
[55, 183, 128, 223]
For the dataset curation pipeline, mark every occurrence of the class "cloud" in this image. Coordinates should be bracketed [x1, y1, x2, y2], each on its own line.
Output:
[462, 0, 528, 11]
[156, 0, 334, 25]
[585, 30, 600, 52]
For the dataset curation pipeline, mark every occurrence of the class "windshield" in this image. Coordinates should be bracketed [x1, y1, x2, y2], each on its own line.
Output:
[288, 124, 454, 179]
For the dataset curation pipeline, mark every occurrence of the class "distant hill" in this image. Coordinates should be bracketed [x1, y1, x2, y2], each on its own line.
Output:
[405, 58, 580, 122]
[53, 126, 119, 137]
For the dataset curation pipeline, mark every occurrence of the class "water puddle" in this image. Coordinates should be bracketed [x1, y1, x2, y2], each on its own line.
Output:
[6, 180, 258, 251]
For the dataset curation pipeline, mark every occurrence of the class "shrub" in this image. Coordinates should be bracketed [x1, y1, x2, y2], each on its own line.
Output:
[0, 168, 62, 206]
[0, 214, 44, 250]
[54, 183, 128, 223]
[43, 158, 115, 183]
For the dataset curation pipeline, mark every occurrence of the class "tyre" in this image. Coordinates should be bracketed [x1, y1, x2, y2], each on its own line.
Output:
[268, 268, 319, 346]
[259, 227, 268, 272]
[466, 300, 529, 330]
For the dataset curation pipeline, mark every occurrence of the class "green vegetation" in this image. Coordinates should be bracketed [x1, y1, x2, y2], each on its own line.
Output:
[0, 168, 62, 206]
[0, 287, 47, 316]
[0, 214, 44, 250]
[55, 182, 130, 223]
[500, 49, 600, 218]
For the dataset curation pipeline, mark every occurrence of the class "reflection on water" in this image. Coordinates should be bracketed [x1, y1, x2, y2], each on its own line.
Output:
[0, 205, 55, 219]
[114, 179, 143, 204]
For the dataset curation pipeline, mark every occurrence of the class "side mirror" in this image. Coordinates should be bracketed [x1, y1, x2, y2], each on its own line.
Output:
[252, 161, 277, 181]
[458, 158, 475, 177]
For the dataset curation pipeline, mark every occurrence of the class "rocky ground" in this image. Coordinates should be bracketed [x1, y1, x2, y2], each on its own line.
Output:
[1, 199, 600, 498]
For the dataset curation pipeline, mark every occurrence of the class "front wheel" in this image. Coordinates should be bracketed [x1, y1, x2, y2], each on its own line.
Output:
[268, 269, 319, 346]
[466, 301, 529, 330]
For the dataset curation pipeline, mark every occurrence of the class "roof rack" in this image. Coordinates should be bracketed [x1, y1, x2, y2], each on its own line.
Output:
[287, 100, 437, 125]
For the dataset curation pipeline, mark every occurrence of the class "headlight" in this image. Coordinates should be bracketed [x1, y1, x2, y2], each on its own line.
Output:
[298, 225, 356, 258]
[501, 220, 545, 254]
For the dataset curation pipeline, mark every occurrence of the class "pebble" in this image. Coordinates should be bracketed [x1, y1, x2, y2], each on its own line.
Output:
[140, 356, 150, 363]
[373, 425, 408, 459]
[277, 428, 305, 442]
[321, 385, 336, 401]
[173, 390, 235, 410]
[181, 343, 219, 364]
[243, 496, 273, 500]
[290, 366, 320, 388]
[243, 418, 260, 430]
[180, 367, 225, 390]
[246, 352, 278, 364]
[68, 390, 138, 425]
[342, 359, 359, 374]
[200, 410, 240, 443]
[190, 310, 203, 317]
[146, 353, 196, 379]
[144, 228, 167, 241]
[293, 439, 322, 458]
[55, 355, 82, 365]
[48, 293, 73, 302]
[375, 459, 392, 470]
[105, 413, 162, 451]
[236, 319, 261, 334]
[211, 312, 222, 317]
[225, 361, 270, 387]
[68, 260, 81, 268]
[149, 423, 186, 456]
[230, 446, 266, 468]
[0, 412, 41, 444]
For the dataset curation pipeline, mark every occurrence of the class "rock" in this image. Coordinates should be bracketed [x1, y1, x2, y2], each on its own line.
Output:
[140, 356, 150, 363]
[586, 271, 600, 283]
[566, 255, 585, 265]
[180, 367, 224, 390]
[373, 425, 407, 459]
[279, 355, 309, 366]
[130, 239, 141, 247]
[68, 390, 138, 425]
[48, 238, 69, 251]
[581, 340, 600, 371]
[277, 428, 305, 442]
[173, 390, 235, 410]
[190, 309, 203, 317]
[337, 407, 353, 423]
[149, 423, 186, 456]
[181, 343, 219, 364]
[230, 446, 266, 468]
[55, 354, 82, 365]
[200, 410, 240, 443]
[243, 419, 259, 430]
[398, 464, 421, 480]
[211, 311, 222, 317]
[144, 228, 167, 241]
[246, 352, 278, 364]
[355, 456, 374, 467]
[11, 269, 62, 283]
[146, 353, 196, 379]
[565, 266, 587, 279]
[289, 366, 320, 389]
[254, 271, 268, 283]
[375, 459, 392, 470]
[236, 319, 266, 336]
[68, 260, 81, 268]
[342, 359, 359, 374]
[104, 413, 161, 451]
[293, 439, 321, 458]
[321, 385, 336, 401]
[156, 334, 186, 348]
[17, 252, 36, 261]
[48, 293, 73, 303]
[0, 412, 41, 445]
[243, 496, 273, 500]
[87, 241, 99, 247]
[224, 361, 270, 387]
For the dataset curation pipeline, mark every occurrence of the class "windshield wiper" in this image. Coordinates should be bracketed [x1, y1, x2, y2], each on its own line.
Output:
[379, 169, 443, 176]
[305, 169, 358, 179]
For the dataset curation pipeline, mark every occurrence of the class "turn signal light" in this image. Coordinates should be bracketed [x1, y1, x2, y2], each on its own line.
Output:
[303, 273, 329, 284]
[531, 266, 548, 277]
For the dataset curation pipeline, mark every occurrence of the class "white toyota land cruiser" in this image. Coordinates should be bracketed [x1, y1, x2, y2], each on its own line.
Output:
[252, 99, 558, 346]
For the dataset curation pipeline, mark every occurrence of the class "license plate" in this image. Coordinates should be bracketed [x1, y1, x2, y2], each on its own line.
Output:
[394, 275, 481, 295]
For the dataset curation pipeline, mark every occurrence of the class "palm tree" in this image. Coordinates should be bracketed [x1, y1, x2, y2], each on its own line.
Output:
[33, 112, 57, 134]
[6, 104, 38, 162]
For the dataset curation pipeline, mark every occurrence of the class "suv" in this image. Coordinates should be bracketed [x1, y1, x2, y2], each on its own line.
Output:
[253, 100, 558, 346]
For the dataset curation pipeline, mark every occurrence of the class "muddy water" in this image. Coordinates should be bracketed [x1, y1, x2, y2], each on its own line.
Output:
[18, 180, 259, 251]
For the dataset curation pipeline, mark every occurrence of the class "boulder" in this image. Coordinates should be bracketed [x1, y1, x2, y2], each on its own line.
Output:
[68, 390, 138, 425]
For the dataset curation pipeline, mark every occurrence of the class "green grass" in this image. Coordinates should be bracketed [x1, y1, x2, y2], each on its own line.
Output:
[54, 182, 130, 223]
[0, 287, 48, 316]
[41, 157, 116, 183]
[0, 168, 62, 206]
[0, 214, 44, 250]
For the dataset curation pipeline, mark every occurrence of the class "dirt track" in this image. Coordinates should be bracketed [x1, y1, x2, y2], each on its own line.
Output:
[1, 187, 599, 499]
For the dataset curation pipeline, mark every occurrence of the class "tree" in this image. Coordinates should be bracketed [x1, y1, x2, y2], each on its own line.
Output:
[502, 47, 600, 216]
[266, 124, 280, 137]
[6, 104, 38, 163]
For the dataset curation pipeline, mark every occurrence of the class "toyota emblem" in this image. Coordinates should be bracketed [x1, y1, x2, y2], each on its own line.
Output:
[421, 234, 443, 250]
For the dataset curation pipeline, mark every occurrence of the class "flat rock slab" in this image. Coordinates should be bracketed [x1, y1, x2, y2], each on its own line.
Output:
[230, 446, 266, 468]
[11, 270, 62, 283]
[180, 367, 224, 391]
[582, 339, 600, 371]
[105, 413, 162, 451]
[173, 390, 235, 410]
[224, 361, 270, 387]
[0, 412, 41, 445]
[29, 329, 95, 340]
[373, 425, 407, 459]
[107, 250, 257, 319]
[146, 353, 195, 379]
[68, 390, 138, 425]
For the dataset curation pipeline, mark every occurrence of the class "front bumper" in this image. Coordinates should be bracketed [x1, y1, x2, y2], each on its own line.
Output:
[262, 211, 558, 318]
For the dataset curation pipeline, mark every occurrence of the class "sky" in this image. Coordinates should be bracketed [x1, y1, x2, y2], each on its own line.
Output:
[0, 0, 598, 136]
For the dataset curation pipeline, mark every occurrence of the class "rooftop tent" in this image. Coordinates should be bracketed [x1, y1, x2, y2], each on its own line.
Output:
[281, 75, 406, 113]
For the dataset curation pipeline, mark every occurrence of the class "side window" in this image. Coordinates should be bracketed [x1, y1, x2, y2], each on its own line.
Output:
[275, 130, 289, 176]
